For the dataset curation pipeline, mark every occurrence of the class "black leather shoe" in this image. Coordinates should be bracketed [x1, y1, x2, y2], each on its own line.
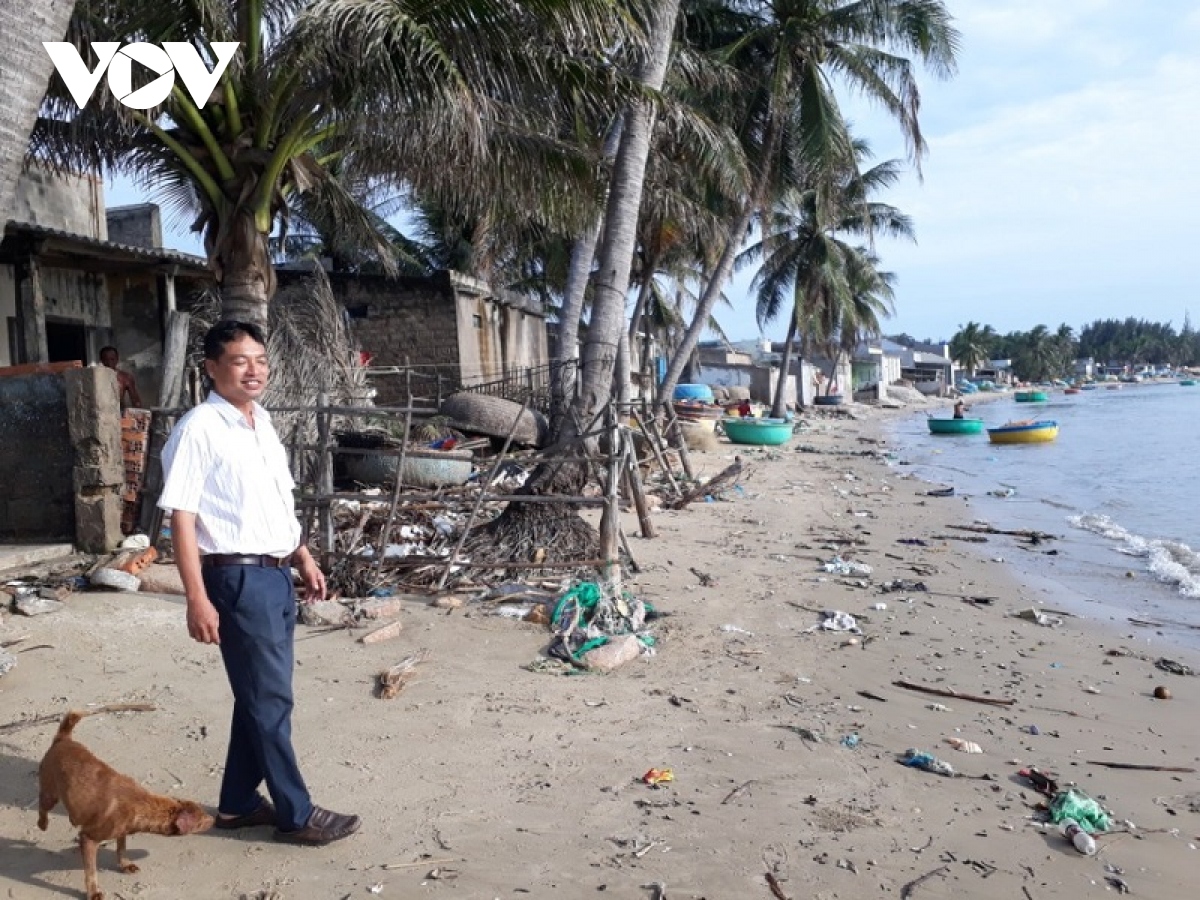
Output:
[274, 806, 360, 846]
[214, 797, 276, 830]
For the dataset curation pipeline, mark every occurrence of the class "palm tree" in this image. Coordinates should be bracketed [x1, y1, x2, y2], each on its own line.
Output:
[658, 0, 959, 402]
[949, 321, 995, 376]
[1013, 325, 1059, 382]
[33, 0, 637, 324]
[742, 149, 914, 416]
[0, 0, 75, 218]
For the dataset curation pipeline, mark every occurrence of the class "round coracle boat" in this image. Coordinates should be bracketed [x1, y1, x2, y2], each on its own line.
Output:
[927, 417, 985, 435]
[987, 420, 1058, 444]
[1014, 390, 1048, 402]
[722, 417, 793, 446]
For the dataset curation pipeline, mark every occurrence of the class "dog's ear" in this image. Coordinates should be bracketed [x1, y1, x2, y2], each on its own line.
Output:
[172, 804, 213, 835]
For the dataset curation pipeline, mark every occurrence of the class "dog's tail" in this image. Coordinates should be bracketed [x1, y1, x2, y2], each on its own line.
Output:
[51, 703, 156, 742]
[53, 711, 86, 742]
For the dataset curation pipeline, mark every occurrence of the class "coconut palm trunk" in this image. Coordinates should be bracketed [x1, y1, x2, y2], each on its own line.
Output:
[466, 0, 681, 574]
[771, 310, 798, 417]
[208, 211, 277, 325]
[660, 203, 754, 401]
[0, 1, 75, 218]
[570, 0, 680, 427]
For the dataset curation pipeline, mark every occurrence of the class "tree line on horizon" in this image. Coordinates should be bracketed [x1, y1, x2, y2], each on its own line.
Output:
[942, 317, 1200, 382]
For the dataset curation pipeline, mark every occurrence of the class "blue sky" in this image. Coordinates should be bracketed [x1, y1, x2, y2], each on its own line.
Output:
[107, 1, 1200, 345]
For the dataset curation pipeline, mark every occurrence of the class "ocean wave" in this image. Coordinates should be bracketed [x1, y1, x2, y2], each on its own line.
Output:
[1069, 514, 1200, 598]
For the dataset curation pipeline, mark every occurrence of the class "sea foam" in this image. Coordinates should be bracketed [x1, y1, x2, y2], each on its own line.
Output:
[1069, 513, 1200, 598]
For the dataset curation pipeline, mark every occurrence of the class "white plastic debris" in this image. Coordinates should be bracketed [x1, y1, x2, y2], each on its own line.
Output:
[945, 737, 983, 754]
[804, 610, 862, 635]
[822, 556, 872, 576]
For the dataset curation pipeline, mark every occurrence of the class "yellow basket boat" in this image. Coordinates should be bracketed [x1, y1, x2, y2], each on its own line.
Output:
[987, 420, 1059, 444]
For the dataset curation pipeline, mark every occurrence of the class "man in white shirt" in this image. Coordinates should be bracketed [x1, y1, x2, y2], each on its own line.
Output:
[159, 320, 359, 846]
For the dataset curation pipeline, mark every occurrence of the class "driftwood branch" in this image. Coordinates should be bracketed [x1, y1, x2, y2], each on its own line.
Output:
[893, 680, 1015, 707]
[947, 523, 1057, 541]
[0, 702, 156, 735]
[663, 458, 744, 510]
[1087, 761, 1196, 773]
[900, 866, 949, 900]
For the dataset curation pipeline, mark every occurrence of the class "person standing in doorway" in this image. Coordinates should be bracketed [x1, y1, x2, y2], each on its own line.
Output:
[99, 346, 142, 410]
[158, 320, 360, 846]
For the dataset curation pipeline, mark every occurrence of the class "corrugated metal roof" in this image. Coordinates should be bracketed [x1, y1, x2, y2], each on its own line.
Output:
[3, 220, 211, 272]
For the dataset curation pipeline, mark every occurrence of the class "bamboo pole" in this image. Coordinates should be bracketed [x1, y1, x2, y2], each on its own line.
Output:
[435, 402, 530, 590]
[630, 409, 681, 497]
[316, 390, 334, 568]
[624, 439, 656, 539]
[662, 402, 695, 480]
[369, 401, 413, 581]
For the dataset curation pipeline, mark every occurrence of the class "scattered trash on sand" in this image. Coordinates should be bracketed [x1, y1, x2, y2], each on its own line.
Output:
[804, 610, 862, 635]
[1049, 788, 1112, 833]
[944, 738, 983, 754]
[822, 556, 872, 577]
[900, 748, 955, 777]
[1155, 658, 1196, 677]
[1012, 607, 1063, 628]
[641, 768, 674, 787]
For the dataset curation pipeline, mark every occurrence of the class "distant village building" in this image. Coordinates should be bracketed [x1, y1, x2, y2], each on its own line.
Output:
[0, 164, 212, 403]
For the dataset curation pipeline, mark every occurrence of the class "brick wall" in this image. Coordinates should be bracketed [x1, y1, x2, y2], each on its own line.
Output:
[277, 270, 462, 405]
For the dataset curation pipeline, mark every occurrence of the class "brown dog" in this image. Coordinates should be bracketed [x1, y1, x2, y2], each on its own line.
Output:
[37, 710, 213, 900]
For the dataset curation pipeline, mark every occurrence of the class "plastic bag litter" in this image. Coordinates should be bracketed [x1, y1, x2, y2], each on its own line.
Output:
[901, 748, 955, 777]
[822, 556, 872, 577]
[804, 610, 862, 635]
[1012, 607, 1063, 628]
[945, 737, 983, 754]
[1049, 788, 1111, 833]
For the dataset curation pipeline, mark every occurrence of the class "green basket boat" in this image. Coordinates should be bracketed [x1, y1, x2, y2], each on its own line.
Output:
[927, 417, 985, 435]
[722, 417, 793, 446]
[1015, 390, 1049, 402]
[1181, 379, 1197, 387]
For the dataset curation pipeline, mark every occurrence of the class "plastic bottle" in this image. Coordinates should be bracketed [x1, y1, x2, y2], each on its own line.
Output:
[1060, 819, 1097, 855]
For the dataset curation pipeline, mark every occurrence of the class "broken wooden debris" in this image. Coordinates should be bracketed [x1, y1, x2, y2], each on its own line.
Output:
[900, 866, 949, 900]
[892, 680, 1016, 707]
[765, 871, 790, 900]
[377, 649, 430, 699]
[1087, 761, 1196, 773]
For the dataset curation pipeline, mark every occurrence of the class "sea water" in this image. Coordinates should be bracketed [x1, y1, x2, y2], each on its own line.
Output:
[885, 383, 1200, 651]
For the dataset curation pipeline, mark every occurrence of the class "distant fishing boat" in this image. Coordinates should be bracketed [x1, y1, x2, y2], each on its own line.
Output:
[1181, 379, 1197, 387]
[927, 417, 985, 435]
[1015, 390, 1048, 402]
[1063, 387, 1081, 395]
[987, 420, 1058, 444]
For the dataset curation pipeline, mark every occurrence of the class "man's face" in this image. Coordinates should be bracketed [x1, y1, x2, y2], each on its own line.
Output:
[99, 350, 118, 369]
[205, 334, 268, 407]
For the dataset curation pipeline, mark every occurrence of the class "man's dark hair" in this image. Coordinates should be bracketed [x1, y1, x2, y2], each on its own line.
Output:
[99, 345, 118, 357]
[203, 320, 267, 361]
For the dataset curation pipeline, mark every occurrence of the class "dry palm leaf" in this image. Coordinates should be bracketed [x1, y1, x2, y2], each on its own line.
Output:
[377, 649, 430, 700]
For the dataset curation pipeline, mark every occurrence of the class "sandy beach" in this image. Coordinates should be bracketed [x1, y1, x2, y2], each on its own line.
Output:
[2, 400, 1198, 900]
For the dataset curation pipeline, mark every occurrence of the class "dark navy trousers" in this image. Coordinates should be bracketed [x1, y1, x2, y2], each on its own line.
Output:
[202, 564, 313, 830]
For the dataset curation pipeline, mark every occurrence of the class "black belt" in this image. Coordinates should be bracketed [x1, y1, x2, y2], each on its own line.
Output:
[202, 554, 292, 569]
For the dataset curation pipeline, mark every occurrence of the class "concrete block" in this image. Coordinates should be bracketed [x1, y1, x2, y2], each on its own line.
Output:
[73, 492, 122, 554]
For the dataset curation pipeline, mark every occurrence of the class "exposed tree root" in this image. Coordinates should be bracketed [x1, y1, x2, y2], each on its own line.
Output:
[460, 499, 600, 574]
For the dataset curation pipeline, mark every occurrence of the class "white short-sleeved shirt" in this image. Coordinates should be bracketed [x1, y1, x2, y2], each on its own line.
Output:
[158, 392, 301, 556]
